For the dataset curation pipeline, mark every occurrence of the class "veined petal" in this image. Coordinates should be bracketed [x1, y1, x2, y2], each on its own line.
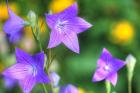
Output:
[111, 58, 126, 72]
[32, 52, 45, 68]
[62, 32, 79, 53]
[19, 76, 36, 93]
[48, 30, 62, 48]
[107, 73, 118, 86]
[46, 14, 59, 29]
[36, 71, 50, 83]
[15, 48, 33, 64]
[2, 63, 30, 80]
[59, 2, 78, 20]
[92, 67, 108, 82]
[68, 17, 92, 34]
[100, 48, 112, 64]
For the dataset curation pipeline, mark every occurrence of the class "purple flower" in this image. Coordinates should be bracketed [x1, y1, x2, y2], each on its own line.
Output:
[2, 48, 50, 93]
[59, 84, 78, 93]
[46, 3, 92, 53]
[3, 8, 25, 43]
[92, 48, 126, 86]
[4, 76, 16, 89]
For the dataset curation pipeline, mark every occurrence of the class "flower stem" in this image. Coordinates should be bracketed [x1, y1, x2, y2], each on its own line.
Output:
[105, 81, 111, 93]
[31, 26, 48, 93]
[128, 78, 132, 93]
[42, 84, 48, 93]
[31, 27, 42, 51]
[47, 49, 55, 93]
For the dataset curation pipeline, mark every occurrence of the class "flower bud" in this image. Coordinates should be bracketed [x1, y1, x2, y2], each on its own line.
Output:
[126, 54, 136, 81]
[27, 10, 37, 27]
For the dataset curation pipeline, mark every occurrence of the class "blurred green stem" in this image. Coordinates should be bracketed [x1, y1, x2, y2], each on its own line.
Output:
[31, 27, 42, 51]
[128, 79, 132, 93]
[31, 26, 48, 93]
[105, 81, 111, 93]
[47, 49, 55, 93]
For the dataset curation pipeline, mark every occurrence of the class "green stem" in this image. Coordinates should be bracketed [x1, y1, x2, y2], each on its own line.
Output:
[128, 77, 132, 93]
[47, 49, 54, 93]
[31, 27, 48, 93]
[42, 84, 48, 93]
[105, 81, 111, 93]
[31, 27, 42, 51]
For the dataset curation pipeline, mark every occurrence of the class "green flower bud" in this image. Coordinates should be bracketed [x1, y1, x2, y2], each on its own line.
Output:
[126, 54, 136, 81]
[27, 10, 37, 27]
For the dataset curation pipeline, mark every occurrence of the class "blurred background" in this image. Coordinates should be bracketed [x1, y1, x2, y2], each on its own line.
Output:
[0, 0, 140, 93]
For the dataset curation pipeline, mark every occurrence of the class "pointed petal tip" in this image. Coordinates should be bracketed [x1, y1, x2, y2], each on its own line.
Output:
[47, 44, 55, 49]
[92, 76, 101, 83]
[108, 80, 117, 87]
[103, 48, 108, 52]
[75, 49, 80, 54]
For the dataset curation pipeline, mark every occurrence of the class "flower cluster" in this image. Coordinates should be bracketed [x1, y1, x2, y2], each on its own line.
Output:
[1, 1, 131, 93]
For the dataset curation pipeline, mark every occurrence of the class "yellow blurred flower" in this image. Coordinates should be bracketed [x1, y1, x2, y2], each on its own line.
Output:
[0, 2, 19, 20]
[24, 18, 47, 37]
[38, 18, 47, 33]
[49, 0, 75, 13]
[78, 88, 86, 93]
[111, 21, 134, 44]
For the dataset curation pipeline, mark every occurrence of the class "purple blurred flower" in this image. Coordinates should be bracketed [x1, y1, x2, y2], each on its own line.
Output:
[4, 76, 16, 89]
[59, 84, 78, 93]
[92, 48, 126, 86]
[3, 8, 25, 43]
[2, 48, 50, 93]
[50, 72, 60, 87]
[46, 2, 92, 53]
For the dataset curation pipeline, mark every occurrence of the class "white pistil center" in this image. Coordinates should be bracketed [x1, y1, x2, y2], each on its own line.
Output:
[104, 65, 110, 71]
[55, 19, 68, 33]
[28, 65, 38, 77]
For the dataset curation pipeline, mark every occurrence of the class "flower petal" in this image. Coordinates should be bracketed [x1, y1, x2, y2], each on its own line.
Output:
[9, 31, 23, 43]
[92, 67, 108, 82]
[19, 76, 36, 93]
[62, 32, 79, 53]
[36, 71, 50, 83]
[15, 48, 33, 64]
[48, 30, 62, 48]
[68, 17, 92, 34]
[107, 73, 118, 86]
[111, 58, 126, 72]
[59, 2, 78, 20]
[59, 84, 78, 93]
[3, 8, 24, 34]
[99, 48, 112, 65]
[2, 63, 30, 80]
[32, 52, 45, 68]
[46, 14, 59, 29]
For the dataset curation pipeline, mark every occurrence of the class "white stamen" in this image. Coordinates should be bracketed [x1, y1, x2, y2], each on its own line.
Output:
[28, 65, 37, 77]
[55, 19, 68, 33]
[104, 65, 110, 71]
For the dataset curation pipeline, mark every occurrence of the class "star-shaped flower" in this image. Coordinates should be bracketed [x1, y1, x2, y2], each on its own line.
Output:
[92, 48, 126, 86]
[2, 48, 50, 93]
[3, 8, 25, 43]
[59, 84, 78, 93]
[46, 2, 92, 53]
